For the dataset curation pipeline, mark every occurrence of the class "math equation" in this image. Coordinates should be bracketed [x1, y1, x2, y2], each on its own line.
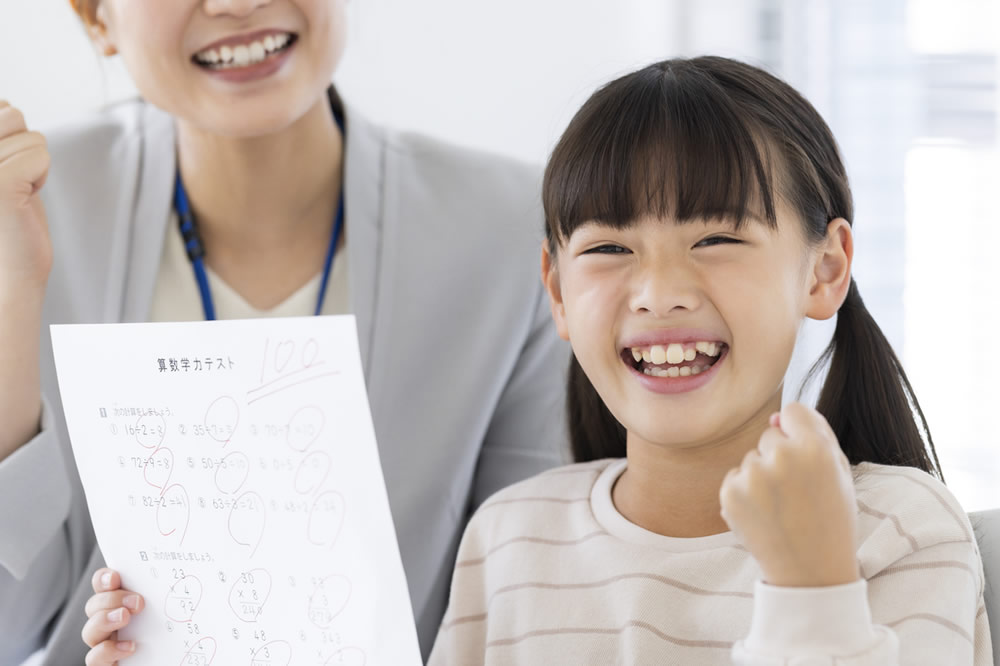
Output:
[52, 316, 421, 666]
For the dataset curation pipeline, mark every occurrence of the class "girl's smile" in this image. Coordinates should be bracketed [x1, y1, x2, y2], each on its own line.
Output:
[544, 212, 815, 451]
[619, 330, 729, 395]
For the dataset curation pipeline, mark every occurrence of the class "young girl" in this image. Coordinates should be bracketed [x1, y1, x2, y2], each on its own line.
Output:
[429, 56, 992, 664]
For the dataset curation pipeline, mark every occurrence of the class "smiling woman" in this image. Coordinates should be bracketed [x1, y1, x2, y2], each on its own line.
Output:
[0, 1, 569, 664]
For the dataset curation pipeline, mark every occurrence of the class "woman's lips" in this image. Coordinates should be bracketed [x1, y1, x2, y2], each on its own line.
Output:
[194, 38, 295, 85]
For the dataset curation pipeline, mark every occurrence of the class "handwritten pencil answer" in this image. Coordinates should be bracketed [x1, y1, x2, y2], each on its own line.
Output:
[52, 316, 421, 666]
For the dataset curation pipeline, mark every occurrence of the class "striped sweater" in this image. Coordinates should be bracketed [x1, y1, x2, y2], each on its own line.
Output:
[429, 458, 993, 665]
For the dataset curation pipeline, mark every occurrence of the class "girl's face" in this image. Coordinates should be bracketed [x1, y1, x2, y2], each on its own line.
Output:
[544, 208, 849, 452]
[92, 0, 346, 137]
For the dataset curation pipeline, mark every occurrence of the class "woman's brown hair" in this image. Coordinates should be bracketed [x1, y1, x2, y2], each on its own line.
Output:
[543, 56, 943, 480]
[69, 0, 99, 26]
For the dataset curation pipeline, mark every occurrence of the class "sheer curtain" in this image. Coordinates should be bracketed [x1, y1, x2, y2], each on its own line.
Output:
[676, 0, 999, 510]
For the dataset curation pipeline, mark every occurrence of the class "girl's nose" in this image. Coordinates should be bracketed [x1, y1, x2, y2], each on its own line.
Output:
[203, 0, 272, 19]
[628, 261, 702, 316]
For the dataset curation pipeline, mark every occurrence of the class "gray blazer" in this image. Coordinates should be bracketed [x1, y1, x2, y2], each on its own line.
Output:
[0, 92, 570, 664]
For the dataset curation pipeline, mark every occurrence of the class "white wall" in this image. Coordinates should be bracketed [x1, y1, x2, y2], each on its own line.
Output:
[1, 0, 691, 165]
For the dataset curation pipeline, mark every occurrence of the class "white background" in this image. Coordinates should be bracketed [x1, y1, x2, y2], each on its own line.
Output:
[1, 0, 997, 510]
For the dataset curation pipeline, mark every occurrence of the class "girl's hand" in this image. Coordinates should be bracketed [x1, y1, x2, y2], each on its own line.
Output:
[719, 402, 860, 588]
[82, 568, 144, 665]
[0, 101, 52, 293]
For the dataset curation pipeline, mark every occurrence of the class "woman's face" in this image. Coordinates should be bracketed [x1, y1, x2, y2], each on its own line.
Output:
[93, 0, 347, 137]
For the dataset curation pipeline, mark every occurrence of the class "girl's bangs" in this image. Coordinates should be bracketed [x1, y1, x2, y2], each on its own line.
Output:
[543, 63, 780, 242]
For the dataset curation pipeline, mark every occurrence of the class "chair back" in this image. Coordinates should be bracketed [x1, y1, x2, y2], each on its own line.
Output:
[971, 509, 1000, 664]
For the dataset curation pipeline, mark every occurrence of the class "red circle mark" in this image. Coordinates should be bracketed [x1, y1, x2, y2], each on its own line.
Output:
[286, 405, 325, 452]
[164, 575, 203, 623]
[323, 647, 367, 666]
[307, 575, 352, 629]
[214, 451, 250, 495]
[293, 451, 331, 496]
[306, 491, 345, 549]
[204, 395, 240, 446]
[156, 484, 190, 546]
[228, 568, 273, 624]
[178, 636, 216, 666]
[143, 446, 174, 494]
[227, 491, 266, 558]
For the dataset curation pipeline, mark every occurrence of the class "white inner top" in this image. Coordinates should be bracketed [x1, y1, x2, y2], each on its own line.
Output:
[150, 211, 350, 322]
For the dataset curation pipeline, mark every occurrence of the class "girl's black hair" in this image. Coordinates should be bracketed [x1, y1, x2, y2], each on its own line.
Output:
[543, 56, 942, 479]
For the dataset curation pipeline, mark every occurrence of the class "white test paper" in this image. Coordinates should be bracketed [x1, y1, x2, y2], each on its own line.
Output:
[51, 316, 422, 666]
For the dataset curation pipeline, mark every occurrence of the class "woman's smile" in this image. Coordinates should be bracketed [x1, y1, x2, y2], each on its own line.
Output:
[193, 29, 296, 69]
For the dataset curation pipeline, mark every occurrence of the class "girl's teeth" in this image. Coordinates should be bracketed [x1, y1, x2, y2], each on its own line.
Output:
[632, 340, 722, 378]
[650, 346, 667, 365]
[665, 343, 685, 364]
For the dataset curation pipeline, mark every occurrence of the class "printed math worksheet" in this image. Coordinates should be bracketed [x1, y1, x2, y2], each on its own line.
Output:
[52, 316, 421, 666]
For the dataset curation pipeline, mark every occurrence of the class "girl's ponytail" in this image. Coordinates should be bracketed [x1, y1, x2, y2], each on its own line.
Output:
[567, 355, 626, 462]
[810, 279, 944, 479]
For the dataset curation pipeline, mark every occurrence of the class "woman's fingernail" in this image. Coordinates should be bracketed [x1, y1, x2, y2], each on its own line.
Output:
[123, 594, 140, 611]
[108, 608, 124, 623]
[100, 572, 112, 589]
[116, 640, 135, 652]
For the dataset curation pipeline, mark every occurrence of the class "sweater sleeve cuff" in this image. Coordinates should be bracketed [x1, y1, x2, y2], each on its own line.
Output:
[741, 578, 877, 656]
[0, 396, 71, 579]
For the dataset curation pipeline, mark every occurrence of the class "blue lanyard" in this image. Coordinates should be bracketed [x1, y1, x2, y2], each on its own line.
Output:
[173, 115, 345, 321]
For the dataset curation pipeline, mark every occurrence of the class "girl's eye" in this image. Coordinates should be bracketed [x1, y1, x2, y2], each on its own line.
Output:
[583, 244, 630, 255]
[695, 236, 742, 248]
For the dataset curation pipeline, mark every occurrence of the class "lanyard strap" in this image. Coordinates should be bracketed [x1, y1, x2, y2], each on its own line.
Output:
[173, 114, 346, 321]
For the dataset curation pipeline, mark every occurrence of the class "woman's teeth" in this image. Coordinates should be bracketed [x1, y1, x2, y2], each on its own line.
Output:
[194, 33, 293, 69]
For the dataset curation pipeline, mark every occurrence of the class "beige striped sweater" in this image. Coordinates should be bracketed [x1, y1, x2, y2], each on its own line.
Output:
[429, 458, 992, 665]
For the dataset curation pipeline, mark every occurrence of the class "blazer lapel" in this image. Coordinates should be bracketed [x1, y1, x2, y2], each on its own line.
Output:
[120, 103, 175, 323]
[342, 100, 386, 378]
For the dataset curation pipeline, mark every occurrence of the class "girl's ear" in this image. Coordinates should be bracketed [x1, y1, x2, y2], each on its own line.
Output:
[87, 4, 119, 57]
[805, 217, 853, 321]
[541, 242, 571, 341]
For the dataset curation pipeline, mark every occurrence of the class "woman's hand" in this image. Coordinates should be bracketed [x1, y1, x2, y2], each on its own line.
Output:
[0, 101, 52, 291]
[719, 401, 860, 588]
[0, 101, 52, 463]
[82, 568, 144, 665]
